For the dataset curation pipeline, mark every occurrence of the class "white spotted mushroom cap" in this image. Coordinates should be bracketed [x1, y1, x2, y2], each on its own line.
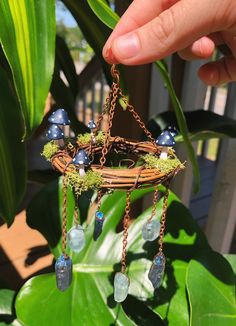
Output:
[48, 108, 71, 125]
[156, 130, 176, 147]
[46, 124, 64, 140]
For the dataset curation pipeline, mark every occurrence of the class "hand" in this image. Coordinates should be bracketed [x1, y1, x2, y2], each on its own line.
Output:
[103, 0, 236, 85]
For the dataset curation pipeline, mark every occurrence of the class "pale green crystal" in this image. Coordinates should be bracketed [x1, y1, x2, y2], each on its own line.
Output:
[142, 219, 160, 241]
[67, 225, 85, 253]
[114, 272, 130, 303]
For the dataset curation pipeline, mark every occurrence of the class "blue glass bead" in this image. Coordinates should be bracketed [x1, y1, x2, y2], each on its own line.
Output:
[67, 225, 85, 253]
[95, 211, 104, 220]
[55, 254, 72, 291]
[114, 272, 130, 302]
[142, 219, 160, 241]
[148, 252, 165, 289]
[93, 211, 104, 241]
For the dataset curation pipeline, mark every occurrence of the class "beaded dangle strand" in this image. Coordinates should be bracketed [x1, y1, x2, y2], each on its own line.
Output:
[55, 176, 72, 291]
[148, 184, 169, 289]
[114, 190, 131, 303]
[142, 187, 161, 241]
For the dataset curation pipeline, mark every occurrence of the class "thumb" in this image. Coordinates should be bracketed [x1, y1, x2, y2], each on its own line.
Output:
[107, 0, 223, 65]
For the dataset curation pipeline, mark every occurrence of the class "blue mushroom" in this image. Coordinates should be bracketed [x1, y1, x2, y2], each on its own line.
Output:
[156, 130, 175, 159]
[164, 125, 178, 137]
[48, 108, 71, 137]
[46, 124, 64, 147]
[87, 119, 97, 143]
[72, 150, 90, 177]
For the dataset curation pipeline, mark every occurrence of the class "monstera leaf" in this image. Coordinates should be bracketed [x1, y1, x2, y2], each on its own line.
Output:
[16, 180, 211, 325]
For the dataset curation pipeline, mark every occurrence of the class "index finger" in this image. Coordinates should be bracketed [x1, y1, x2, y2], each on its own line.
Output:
[103, 0, 179, 57]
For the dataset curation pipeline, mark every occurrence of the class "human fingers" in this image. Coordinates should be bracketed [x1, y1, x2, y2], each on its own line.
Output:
[178, 36, 215, 61]
[103, 0, 179, 61]
[106, 0, 229, 65]
[198, 56, 236, 85]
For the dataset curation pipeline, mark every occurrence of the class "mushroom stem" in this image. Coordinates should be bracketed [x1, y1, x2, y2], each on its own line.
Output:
[55, 139, 64, 148]
[59, 124, 69, 138]
[160, 147, 169, 159]
[79, 165, 85, 177]
[90, 131, 96, 143]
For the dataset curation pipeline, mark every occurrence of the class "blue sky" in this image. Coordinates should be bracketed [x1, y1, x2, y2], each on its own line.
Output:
[56, 1, 77, 27]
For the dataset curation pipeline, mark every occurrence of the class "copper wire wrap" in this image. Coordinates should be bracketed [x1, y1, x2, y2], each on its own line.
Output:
[121, 191, 131, 273]
[158, 185, 170, 253]
[74, 201, 79, 227]
[148, 187, 159, 223]
[62, 176, 68, 257]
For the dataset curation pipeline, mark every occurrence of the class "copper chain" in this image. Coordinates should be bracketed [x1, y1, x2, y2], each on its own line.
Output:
[118, 89, 156, 145]
[99, 82, 119, 168]
[74, 200, 79, 226]
[62, 176, 68, 256]
[158, 185, 169, 253]
[96, 190, 104, 211]
[148, 187, 159, 222]
[121, 190, 131, 273]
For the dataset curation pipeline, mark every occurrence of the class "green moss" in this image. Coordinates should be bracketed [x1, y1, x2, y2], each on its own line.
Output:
[142, 154, 184, 174]
[41, 141, 59, 161]
[65, 170, 103, 196]
[77, 131, 105, 146]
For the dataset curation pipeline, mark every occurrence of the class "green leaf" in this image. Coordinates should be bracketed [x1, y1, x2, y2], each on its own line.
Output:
[148, 109, 236, 142]
[154, 61, 200, 193]
[0, 67, 26, 225]
[225, 255, 236, 275]
[55, 35, 78, 98]
[186, 252, 236, 326]
[0, 289, 20, 325]
[88, 0, 120, 29]
[22, 182, 209, 325]
[0, 0, 56, 138]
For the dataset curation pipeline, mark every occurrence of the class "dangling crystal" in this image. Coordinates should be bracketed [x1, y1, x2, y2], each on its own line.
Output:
[93, 211, 104, 241]
[148, 252, 165, 289]
[114, 272, 130, 302]
[142, 219, 160, 241]
[55, 254, 72, 291]
[67, 225, 85, 253]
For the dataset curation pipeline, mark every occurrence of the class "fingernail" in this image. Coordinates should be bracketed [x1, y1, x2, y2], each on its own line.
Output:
[114, 33, 140, 59]
[104, 45, 118, 64]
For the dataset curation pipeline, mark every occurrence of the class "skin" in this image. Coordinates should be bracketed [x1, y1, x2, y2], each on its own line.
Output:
[103, 0, 236, 86]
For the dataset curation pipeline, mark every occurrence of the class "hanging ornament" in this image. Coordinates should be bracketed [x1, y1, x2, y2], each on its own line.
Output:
[67, 204, 85, 253]
[93, 191, 105, 241]
[55, 176, 73, 291]
[142, 188, 161, 241]
[43, 65, 184, 299]
[114, 191, 131, 303]
[148, 186, 169, 289]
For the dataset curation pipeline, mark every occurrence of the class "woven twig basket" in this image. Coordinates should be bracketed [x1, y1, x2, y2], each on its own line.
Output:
[51, 136, 183, 190]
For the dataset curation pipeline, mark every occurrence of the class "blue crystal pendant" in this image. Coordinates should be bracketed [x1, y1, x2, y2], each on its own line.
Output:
[148, 252, 165, 289]
[142, 219, 160, 241]
[93, 211, 104, 241]
[67, 225, 85, 253]
[55, 254, 72, 291]
[114, 272, 130, 303]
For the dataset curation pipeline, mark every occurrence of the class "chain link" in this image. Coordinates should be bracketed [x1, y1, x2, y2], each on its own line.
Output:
[148, 187, 159, 222]
[158, 185, 169, 253]
[121, 191, 131, 273]
[118, 89, 156, 145]
[99, 82, 119, 168]
[62, 176, 68, 256]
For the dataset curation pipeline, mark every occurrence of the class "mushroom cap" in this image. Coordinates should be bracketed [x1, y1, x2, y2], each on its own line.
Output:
[46, 124, 64, 140]
[73, 150, 90, 166]
[48, 108, 71, 125]
[87, 119, 97, 130]
[164, 125, 178, 137]
[156, 130, 176, 147]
